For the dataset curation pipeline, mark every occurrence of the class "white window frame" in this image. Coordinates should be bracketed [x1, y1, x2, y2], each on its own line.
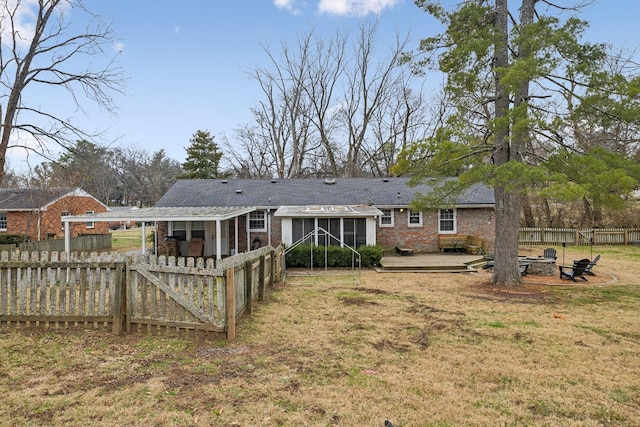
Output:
[85, 210, 95, 229]
[379, 208, 394, 227]
[408, 209, 422, 227]
[438, 208, 457, 234]
[0, 212, 6, 231]
[249, 210, 267, 232]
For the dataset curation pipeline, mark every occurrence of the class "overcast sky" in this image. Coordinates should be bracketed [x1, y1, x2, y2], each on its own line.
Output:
[7, 0, 640, 172]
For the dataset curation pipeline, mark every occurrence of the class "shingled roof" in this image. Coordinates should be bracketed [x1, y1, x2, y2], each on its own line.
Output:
[156, 177, 494, 208]
[0, 187, 97, 211]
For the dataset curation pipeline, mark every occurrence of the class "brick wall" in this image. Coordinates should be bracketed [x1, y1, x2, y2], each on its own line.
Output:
[376, 207, 495, 253]
[6, 196, 108, 241]
[155, 207, 495, 256]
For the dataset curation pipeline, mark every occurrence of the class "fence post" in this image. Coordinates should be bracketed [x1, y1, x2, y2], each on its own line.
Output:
[270, 249, 276, 286]
[225, 267, 235, 341]
[245, 260, 253, 315]
[112, 262, 125, 335]
[258, 255, 265, 301]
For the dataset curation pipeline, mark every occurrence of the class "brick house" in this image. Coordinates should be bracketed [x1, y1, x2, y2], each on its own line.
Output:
[0, 187, 109, 241]
[149, 177, 495, 258]
[62, 178, 495, 258]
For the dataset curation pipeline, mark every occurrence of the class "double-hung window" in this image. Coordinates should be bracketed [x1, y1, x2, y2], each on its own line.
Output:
[439, 208, 456, 233]
[249, 211, 266, 232]
[408, 209, 422, 227]
[0, 213, 6, 231]
[379, 209, 394, 227]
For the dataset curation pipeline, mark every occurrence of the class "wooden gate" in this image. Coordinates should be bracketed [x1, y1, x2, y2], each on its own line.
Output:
[0, 246, 283, 340]
[125, 256, 226, 339]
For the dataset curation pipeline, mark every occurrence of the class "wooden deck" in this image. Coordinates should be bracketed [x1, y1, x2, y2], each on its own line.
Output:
[378, 252, 485, 273]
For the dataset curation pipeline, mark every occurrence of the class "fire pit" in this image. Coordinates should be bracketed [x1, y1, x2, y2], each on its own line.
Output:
[519, 256, 556, 276]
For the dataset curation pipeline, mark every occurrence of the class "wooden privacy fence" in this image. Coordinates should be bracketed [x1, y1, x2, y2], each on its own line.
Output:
[0, 245, 283, 341]
[519, 228, 640, 246]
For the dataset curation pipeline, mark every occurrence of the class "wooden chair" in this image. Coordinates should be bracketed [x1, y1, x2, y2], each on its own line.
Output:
[559, 258, 590, 282]
[584, 254, 600, 276]
[543, 248, 557, 260]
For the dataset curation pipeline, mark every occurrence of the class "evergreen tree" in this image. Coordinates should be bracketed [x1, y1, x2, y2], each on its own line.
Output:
[395, 1, 640, 286]
[179, 130, 229, 179]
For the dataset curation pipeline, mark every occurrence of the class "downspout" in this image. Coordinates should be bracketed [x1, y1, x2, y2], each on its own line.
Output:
[267, 209, 272, 247]
[234, 217, 238, 255]
[246, 213, 250, 251]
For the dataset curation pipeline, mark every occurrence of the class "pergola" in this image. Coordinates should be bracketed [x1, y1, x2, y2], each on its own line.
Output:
[62, 206, 256, 259]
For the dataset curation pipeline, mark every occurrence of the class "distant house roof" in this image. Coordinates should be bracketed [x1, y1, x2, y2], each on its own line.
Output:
[0, 187, 108, 211]
[155, 177, 495, 209]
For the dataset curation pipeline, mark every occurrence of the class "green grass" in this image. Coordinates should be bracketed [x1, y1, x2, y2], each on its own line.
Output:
[110, 227, 154, 252]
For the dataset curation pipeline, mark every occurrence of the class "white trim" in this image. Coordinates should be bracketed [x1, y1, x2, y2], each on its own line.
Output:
[248, 210, 267, 232]
[438, 208, 457, 234]
[379, 208, 394, 227]
[407, 209, 422, 227]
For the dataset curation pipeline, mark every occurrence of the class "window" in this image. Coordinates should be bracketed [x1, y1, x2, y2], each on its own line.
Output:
[249, 211, 266, 231]
[291, 217, 367, 248]
[171, 221, 187, 240]
[61, 210, 70, 230]
[439, 209, 456, 233]
[408, 209, 422, 227]
[86, 210, 95, 229]
[379, 209, 394, 227]
[191, 221, 205, 239]
[0, 212, 6, 230]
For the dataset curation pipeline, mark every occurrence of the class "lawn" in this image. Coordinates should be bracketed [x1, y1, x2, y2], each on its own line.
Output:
[0, 246, 639, 426]
[110, 227, 154, 253]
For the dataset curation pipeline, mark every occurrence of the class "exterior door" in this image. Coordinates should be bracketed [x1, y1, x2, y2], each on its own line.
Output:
[205, 221, 229, 257]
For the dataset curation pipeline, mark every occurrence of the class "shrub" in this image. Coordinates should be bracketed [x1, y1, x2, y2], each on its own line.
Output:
[0, 234, 26, 245]
[285, 244, 383, 268]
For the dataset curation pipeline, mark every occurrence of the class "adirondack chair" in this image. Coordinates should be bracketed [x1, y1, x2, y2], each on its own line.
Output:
[542, 248, 557, 260]
[584, 254, 600, 276]
[559, 258, 590, 282]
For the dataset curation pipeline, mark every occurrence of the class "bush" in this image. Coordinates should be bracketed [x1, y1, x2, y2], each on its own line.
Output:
[285, 244, 383, 268]
[0, 234, 26, 245]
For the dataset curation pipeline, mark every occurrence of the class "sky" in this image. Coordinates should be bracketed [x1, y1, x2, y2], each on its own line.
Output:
[7, 0, 640, 173]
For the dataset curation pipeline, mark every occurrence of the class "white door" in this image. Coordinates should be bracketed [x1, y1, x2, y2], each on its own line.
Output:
[205, 221, 229, 256]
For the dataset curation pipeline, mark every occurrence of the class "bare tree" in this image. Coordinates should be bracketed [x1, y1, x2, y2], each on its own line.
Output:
[0, 0, 123, 185]
[236, 20, 428, 178]
[114, 147, 182, 207]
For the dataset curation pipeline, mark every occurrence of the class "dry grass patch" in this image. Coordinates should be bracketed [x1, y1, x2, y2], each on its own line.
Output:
[1, 247, 639, 425]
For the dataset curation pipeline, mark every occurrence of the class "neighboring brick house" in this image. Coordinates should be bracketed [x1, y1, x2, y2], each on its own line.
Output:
[148, 177, 495, 258]
[0, 187, 109, 241]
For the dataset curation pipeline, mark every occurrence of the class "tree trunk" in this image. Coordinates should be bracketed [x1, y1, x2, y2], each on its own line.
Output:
[490, 0, 524, 286]
[492, 187, 523, 286]
[522, 193, 536, 227]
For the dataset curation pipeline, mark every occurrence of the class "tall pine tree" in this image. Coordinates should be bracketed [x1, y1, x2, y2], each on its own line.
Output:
[179, 130, 228, 179]
[395, 0, 640, 286]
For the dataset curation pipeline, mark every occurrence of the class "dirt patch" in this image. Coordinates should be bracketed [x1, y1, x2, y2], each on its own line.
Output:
[466, 268, 617, 303]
